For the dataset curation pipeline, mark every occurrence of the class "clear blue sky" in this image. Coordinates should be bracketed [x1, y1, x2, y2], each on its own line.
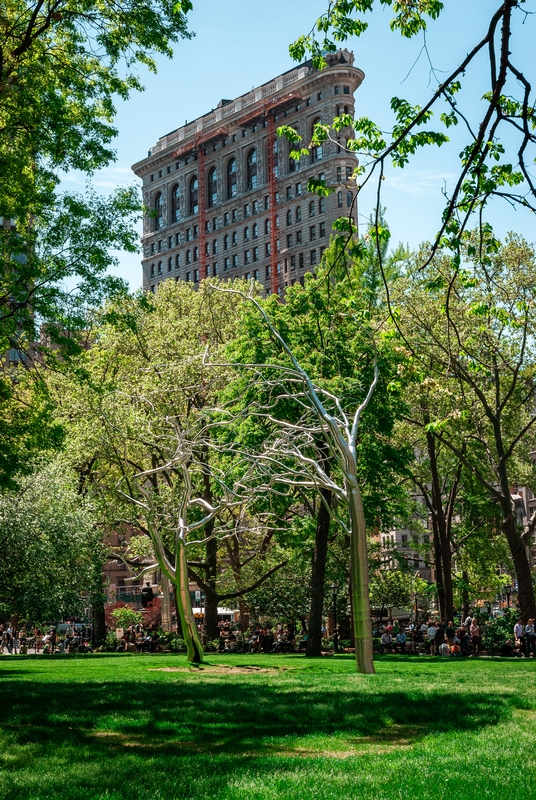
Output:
[63, 0, 535, 290]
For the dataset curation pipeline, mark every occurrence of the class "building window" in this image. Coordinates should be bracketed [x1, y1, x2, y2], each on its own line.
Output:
[171, 184, 180, 222]
[227, 157, 237, 199]
[224, 212, 230, 226]
[205, 220, 210, 233]
[290, 255, 296, 269]
[265, 243, 271, 256]
[232, 231, 237, 246]
[253, 269, 259, 280]
[264, 196, 269, 209]
[347, 191, 353, 207]
[189, 176, 198, 215]
[286, 186, 292, 200]
[337, 166, 342, 182]
[319, 197, 325, 213]
[252, 200, 259, 214]
[310, 225, 316, 241]
[309, 200, 315, 217]
[186, 271, 190, 282]
[151, 242, 155, 254]
[310, 249, 317, 266]
[232, 209, 238, 222]
[157, 261, 162, 274]
[266, 265, 271, 279]
[245, 250, 251, 264]
[176, 254, 180, 268]
[287, 234, 292, 248]
[158, 240, 162, 252]
[343, 85, 350, 95]
[232, 254, 238, 268]
[265, 219, 270, 235]
[212, 217, 217, 231]
[244, 226, 250, 241]
[296, 230, 302, 244]
[193, 225, 198, 238]
[213, 239, 218, 254]
[296, 182, 302, 196]
[252, 222, 258, 238]
[150, 174, 154, 182]
[175, 233, 180, 246]
[317, 92, 322, 101]
[168, 236, 172, 248]
[224, 234, 229, 250]
[334, 85, 339, 95]
[246, 148, 257, 190]
[154, 192, 163, 230]
[253, 246, 259, 261]
[296, 206, 301, 222]
[319, 222, 325, 237]
[207, 167, 217, 207]
[213, 263, 218, 276]
[168, 258, 172, 272]
[205, 242, 210, 255]
[150, 264, 155, 277]
[194, 268, 199, 282]
[346, 166, 353, 180]
[186, 250, 191, 264]
[193, 246, 198, 262]
[338, 191, 343, 208]
[186, 228, 191, 242]
[224, 257, 230, 270]
[310, 119, 323, 163]
[286, 210, 292, 225]
[299, 252, 304, 268]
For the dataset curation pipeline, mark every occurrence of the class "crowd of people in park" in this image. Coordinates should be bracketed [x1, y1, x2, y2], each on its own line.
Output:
[214, 620, 308, 654]
[0, 623, 93, 654]
[2, 614, 536, 658]
[375, 616, 536, 657]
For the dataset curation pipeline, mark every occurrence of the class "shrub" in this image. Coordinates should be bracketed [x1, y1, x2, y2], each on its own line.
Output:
[111, 606, 143, 629]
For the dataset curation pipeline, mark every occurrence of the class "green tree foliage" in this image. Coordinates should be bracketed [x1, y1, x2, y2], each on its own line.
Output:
[0, 458, 104, 622]
[0, 0, 191, 221]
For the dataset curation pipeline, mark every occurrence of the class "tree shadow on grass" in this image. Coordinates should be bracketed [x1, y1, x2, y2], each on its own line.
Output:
[0, 675, 512, 755]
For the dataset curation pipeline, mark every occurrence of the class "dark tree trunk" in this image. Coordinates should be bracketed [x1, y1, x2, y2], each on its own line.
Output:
[503, 510, 536, 621]
[238, 598, 249, 632]
[93, 593, 106, 644]
[462, 570, 470, 621]
[432, 518, 445, 622]
[306, 485, 332, 657]
[203, 528, 219, 640]
[426, 431, 454, 622]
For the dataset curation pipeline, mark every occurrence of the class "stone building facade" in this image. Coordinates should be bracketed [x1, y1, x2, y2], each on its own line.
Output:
[132, 50, 365, 293]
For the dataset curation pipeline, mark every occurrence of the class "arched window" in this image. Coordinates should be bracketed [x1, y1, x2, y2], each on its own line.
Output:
[265, 219, 270, 235]
[227, 158, 237, 199]
[286, 210, 292, 226]
[252, 223, 258, 239]
[224, 234, 229, 250]
[347, 191, 353, 208]
[296, 206, 301, 222]
[154, 192, 163, 230]
[246, 148, 257, 190]
[189, 176, 198, 215]
[171, 184, 180, 222]
[157, 261, 162, 274]
[309, 200, 315, 217]
[193, 246, 198, 262]
[310, 118, 323, 163]
[319, 197, 325, 213]
[150, 264, 155, 277]
[244, 226, 250, 241]
[213, 240, 218, 254]
[207, 167, 217, 207]
[337, 191, 343, 208]
[232, 231, 237, 246]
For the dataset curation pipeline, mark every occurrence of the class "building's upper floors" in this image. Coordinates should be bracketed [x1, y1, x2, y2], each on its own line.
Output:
[132, 50, 365, 293]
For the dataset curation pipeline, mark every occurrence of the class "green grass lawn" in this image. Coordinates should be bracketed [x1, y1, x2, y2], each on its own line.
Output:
[1, 653, 535, 800]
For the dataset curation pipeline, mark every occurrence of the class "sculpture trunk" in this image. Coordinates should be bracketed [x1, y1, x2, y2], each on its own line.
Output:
[176, 538, 204, 664]
[346, 477, 374, 674]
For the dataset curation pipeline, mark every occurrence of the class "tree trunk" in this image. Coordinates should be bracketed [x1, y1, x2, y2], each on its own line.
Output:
[238, 598, 249, 632]
[93, 593, 106, 644]
[426, 431, 454, 622]
[347, 477, 374, 674]
[175, 538, 204, 664]
[203, 530, 219, 640]
[306, 486, 332, 657]
[431, 519, 445, 621]
[461, 570, 469, 621]
[503, 511, 536, 621]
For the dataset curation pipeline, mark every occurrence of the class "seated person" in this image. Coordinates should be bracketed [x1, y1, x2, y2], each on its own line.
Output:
[500, 639, 515, 657]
